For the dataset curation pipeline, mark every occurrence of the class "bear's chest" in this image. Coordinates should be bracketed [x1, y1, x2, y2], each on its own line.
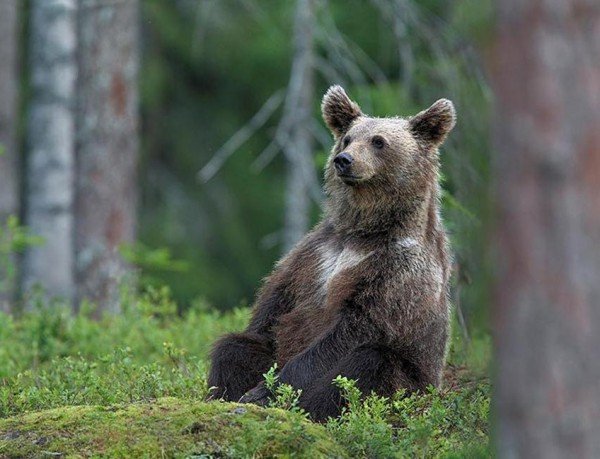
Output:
[292, 243, 370, 313]
[275, 244, 371, 366]
[316, 245, 371, 294]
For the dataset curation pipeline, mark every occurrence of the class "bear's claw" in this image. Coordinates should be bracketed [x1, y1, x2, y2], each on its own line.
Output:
[239, 382, 271, 406]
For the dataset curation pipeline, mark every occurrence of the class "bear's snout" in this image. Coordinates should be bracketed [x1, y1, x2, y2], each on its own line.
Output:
[333, 152, 354, 175]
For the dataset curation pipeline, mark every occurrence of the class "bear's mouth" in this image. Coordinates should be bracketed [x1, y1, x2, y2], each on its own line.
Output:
[337, 173, 363, 186]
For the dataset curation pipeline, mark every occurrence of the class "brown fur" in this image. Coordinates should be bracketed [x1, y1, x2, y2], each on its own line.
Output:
[207, 85, 456, 421]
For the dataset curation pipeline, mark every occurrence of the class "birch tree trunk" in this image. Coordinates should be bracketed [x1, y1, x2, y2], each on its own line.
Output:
[23, 0, 77, 302]
[282, 0, 316, 252]
[0, 0, 20, 311]
[492, 0, 600, 457]
[75, 0, 140, 312]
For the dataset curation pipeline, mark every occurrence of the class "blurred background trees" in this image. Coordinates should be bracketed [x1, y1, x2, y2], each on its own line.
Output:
[141, 0, 492, 329]
[23, 0, 78, 302]
[75, 0, 139, 312]
[0, 0, 20, 311]
[19, 0, 139, 313]
[281, 0, 317, 251]
[1, 0, 493, 338]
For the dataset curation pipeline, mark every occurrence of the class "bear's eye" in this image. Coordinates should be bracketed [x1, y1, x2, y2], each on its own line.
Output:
[342, 135, 351, 149]
[371, 135, 385, 149]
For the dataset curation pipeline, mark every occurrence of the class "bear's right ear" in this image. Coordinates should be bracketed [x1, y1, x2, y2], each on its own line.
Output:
[409, 99, 456, 146]
[409, 99, 456, 147]
[321, 85, 363, 139]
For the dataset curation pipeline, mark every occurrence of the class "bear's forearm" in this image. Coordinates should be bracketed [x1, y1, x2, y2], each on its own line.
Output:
[246, 286, 293, 339]
[277, 314, 365, 390]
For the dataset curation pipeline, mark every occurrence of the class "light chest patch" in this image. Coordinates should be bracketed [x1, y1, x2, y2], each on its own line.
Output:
[318, 245, 372, 289]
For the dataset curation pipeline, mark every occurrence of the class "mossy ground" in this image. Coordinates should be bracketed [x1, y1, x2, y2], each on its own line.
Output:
[0, 398, 346, 458]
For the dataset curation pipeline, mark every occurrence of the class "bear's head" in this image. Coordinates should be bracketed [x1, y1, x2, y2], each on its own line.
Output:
[321, 85, 456, 233]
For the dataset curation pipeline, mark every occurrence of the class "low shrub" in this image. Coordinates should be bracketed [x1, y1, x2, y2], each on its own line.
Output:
[0, 288, 490, 457]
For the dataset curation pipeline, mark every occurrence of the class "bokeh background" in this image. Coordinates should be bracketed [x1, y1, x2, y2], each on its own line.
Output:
[0, 0, 493, 338]
[138, 0, 492, 324]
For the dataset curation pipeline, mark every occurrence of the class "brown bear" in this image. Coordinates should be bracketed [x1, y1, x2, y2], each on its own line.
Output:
[207, 85, 455, 421]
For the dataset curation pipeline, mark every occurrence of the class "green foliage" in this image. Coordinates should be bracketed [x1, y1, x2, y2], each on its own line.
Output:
[390, 385, 490, 457]
[0, 216, 43, 293]
[328, 376, 394, 458]
[0, 288, 248, 385]
[120, 242, 189, 287]
[263, 364, 305, 414]
[0, 290, 490, 457]
[327, 377, 490, 458]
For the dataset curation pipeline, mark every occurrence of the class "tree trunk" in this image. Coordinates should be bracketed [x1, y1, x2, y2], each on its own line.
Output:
[23, 0, 77, 302]
[75, 0, 140, 313]
[0, 0, 20, 223]
[492, 0, 600, 457]
[0, 0, 20, 311]
[282, 0, 316, 252]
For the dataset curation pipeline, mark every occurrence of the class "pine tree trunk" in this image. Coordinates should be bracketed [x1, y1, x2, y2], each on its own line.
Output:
[283, 0, 315, 252]
[23, 0, 77, 302]
[0, 0, 20, 311]
[75, 0, 140, 312]
[492, 0, 600, 456]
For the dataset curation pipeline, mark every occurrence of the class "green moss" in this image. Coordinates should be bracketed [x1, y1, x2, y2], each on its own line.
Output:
[0, 398, 348, 458]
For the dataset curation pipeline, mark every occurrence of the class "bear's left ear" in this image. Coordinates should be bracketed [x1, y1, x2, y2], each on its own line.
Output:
[321, 85, 363, 139]
[409, 99, 456, 146]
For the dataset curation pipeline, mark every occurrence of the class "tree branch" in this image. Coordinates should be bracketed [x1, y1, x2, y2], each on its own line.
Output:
[198, 89, 284, 182]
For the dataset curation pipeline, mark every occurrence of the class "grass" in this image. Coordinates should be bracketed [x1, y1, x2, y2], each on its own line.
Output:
[0, 286, 491, 458]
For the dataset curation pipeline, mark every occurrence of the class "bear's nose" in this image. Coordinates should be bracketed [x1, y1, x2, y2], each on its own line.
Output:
[333, 152, 354, 174]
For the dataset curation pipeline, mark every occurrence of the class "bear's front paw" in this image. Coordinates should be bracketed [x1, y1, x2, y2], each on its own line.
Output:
[239, 381, 271, 406]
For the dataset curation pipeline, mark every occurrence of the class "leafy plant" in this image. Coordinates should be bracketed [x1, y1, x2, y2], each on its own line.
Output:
[327, 376, 395, 458]
[121, 242, 189, 288]
[263, 364, 305, 413]
[0, 216, 44, 293]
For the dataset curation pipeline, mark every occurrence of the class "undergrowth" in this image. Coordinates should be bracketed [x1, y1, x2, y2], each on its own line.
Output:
[0, 286, 491, 457]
